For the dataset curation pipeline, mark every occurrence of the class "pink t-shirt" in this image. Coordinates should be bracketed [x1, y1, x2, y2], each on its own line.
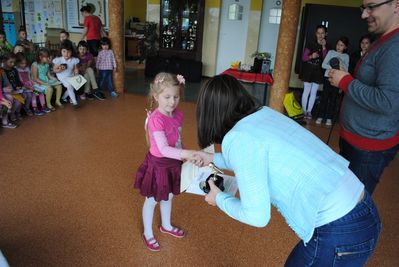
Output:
[148, 109, 183, 159]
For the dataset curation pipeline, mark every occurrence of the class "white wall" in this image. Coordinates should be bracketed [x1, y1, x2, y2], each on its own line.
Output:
[257, 0, 283, 70]
[216, 0, 250, 74]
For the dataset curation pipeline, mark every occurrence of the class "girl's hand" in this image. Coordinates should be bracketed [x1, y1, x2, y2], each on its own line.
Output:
[180, 150, 196, 161]
[191, 151, 213, 167]
[311, 52, 319, 59]
[328, 69, 349, 88]
[0, 98, 12, 109]
[204, 179, 221, 206]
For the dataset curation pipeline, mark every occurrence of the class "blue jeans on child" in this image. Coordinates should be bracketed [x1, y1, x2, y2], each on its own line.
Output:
[285, 191, 381, 267]
[98, 70, 114, 93]
[339, 138, 399, 195]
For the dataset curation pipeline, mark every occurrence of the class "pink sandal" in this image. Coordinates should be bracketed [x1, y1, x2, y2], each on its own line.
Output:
[159, 226, 185, 238]
[142, 234, 161, 252]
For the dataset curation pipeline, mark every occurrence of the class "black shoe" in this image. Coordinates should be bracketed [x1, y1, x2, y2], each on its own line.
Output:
[94, 91, 106, 100]
[60, 98, 68, 104]
[86, 93, 95, 100]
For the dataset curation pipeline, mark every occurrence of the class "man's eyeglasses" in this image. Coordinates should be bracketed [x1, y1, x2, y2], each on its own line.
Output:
[360, 0, 394, 13]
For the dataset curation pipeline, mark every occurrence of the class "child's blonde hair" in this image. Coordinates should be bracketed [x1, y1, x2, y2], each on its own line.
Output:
[148, 72, 185, 110]
[145, 72, 185, 145]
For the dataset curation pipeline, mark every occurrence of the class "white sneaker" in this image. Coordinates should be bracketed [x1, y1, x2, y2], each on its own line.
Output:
[325, 119, 332, 127]
[315, 118, 323, 125]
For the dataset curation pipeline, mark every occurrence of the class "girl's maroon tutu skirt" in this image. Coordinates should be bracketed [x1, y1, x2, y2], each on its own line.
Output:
[134, 152, 182, 202]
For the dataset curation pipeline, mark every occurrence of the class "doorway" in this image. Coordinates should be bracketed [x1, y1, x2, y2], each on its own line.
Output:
[216, 0, 250, 75]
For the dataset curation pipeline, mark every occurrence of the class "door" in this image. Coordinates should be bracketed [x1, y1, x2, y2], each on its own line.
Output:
[216, 0, 250, 75]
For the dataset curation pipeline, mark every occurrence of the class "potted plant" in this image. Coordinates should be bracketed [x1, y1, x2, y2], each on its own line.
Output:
[251, 51, 271, 73]
[138, 22, 159, 63]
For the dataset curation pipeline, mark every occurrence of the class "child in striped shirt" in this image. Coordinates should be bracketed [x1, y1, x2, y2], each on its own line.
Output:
[96, 37, 118, 97]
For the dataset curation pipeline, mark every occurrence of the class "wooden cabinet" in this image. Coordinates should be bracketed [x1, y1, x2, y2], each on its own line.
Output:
[159, 0, 205, 61]
[125, 37, 140, 59]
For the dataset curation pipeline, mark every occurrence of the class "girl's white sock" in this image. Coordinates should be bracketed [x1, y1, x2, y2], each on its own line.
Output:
[160, 193, 173, 230]
[142, 197, 157, 239]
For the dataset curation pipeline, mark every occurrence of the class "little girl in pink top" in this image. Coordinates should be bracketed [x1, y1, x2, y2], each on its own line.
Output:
[134, 72, 195, 252]
[15, 53, 45, 116]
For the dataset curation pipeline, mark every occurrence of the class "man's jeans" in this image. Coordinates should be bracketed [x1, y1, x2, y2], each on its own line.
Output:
[285, 191, 381, 267]
[339, 138, 399, 194]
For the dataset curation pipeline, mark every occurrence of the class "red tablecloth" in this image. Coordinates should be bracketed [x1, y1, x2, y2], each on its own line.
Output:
[222, 69, 273, 85]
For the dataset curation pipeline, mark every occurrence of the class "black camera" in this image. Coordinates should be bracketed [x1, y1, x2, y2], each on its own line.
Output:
[199, 162, 225, 193]
[60, 63, 68, 70]
[199, 174, 225, 194]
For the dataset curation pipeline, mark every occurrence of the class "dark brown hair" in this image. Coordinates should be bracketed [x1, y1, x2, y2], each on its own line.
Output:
[80, 5, 92, 13]
[196, 74, 261, 148]
[36, 48, 50, 63]
[60, 30, 70, 37]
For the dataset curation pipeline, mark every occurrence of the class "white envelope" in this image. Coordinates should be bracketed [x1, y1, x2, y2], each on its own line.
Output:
[65, 75, 87, 91]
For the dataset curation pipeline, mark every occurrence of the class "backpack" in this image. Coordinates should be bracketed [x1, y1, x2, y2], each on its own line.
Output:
[283, 91, 304, 121]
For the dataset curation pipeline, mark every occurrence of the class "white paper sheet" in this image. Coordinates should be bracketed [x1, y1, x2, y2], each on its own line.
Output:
[180, 145, 238, 196]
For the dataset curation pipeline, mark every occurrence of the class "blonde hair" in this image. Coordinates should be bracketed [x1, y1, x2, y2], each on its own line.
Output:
[145, 72, 185, 146]
[148, 72, 185, 110]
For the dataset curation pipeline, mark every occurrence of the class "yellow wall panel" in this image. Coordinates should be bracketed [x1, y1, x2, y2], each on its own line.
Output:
[301, 0, 362, 8]
[206, 0, 221, 8]
[125, 0, 147, 22]
[251, 0, 263, 11]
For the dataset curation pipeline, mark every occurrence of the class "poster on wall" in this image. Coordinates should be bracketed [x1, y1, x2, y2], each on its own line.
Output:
[24, 0, 64, 43]
[78, 0, 106, 25]
[66, 0, 109, 33]
[1, 0, 13, 12]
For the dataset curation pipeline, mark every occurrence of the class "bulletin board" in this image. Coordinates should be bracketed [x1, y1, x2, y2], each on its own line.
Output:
[24, 0, 64, 43]
[66, 0, 109, 33]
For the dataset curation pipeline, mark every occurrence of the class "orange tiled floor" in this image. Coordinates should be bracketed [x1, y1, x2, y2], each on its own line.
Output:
[0, 94, 398, 266]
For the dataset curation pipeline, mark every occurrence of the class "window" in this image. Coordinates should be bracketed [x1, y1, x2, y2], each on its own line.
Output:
[228, 4, 244, 20]
[269, 8, 281, 24]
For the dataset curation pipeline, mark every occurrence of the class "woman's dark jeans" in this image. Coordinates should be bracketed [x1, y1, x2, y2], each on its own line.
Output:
[285, 191, 381, 267]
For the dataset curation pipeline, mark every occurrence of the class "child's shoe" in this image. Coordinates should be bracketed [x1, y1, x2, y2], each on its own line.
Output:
[42, 107, 52, 113]
[33, 109, 45, 116]
[111, 91, 119, 98]
[142, 234, 160, 252]
[55, 102, 64, 109]
[24, 108, 33, 116]
[94, 90, 106, 100]
[86, 93, 95, 100]
[159, 226, 185, 238]
[315, 118, 323, 125]
[325, 119, 332, 127]
[2, 121, 17, 129]
[80, 94, 86, 100]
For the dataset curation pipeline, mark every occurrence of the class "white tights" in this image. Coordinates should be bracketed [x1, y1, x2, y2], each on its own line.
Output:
[142, 193, 173, 239]
[302, 82, 319, 113]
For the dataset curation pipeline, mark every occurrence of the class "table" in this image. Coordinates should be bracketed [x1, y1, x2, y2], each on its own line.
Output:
[222, 69, 273, 105]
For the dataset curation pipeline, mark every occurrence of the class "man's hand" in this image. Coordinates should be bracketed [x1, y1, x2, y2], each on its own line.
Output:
[328, 69, 350, 88]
